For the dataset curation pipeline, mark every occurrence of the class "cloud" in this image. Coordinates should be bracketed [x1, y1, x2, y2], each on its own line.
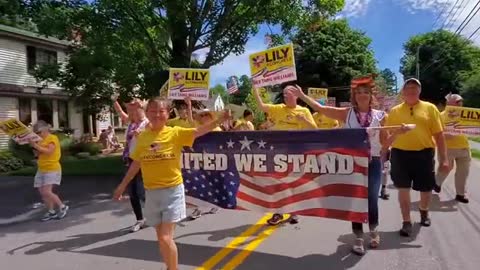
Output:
[208, 36, 267, 86]
[398, 0, 480, 44]
[338, 0, 373, 18]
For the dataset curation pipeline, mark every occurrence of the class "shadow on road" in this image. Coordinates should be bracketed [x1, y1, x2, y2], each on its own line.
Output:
[0, 176, 132, 236]
[411, 194, 458, 213]
[6, 229, 129, 255]
[175, 224, 262, 242]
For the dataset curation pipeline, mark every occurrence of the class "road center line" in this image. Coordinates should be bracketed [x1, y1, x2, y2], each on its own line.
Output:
[220, 214, 288, 270]
[195, 213, 273, 270]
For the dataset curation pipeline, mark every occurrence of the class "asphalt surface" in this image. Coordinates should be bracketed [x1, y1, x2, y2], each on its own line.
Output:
[2, 159, 480, 270]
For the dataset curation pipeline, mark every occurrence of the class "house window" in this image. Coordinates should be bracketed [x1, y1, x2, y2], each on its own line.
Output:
[58, 100, 69, 130]
[26, 46, 58, 74]
[37, 99, 53, 126]
[18, 98, 31, 125]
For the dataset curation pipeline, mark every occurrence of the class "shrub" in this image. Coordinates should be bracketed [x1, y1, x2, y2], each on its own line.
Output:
[53, 131, 74, 157]
[8, 139, 35, 166]
[69, 142, 101, 156]
[0, 150, 25, 173]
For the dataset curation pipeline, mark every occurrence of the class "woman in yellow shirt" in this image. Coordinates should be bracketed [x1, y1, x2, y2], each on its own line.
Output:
[113, 98, 229, 270]
[30, 120, 68, 221]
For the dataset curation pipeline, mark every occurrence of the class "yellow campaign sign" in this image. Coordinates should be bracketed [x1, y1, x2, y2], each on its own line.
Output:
[443, 106, 480, 136]
[249, 43, 296, 88]
[0, 118, 42, 144]
[168, 68, 210, 101]
[308, 88, 328, 105]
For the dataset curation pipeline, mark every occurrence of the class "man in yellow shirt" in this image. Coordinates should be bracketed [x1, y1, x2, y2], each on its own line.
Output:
[30, 120, 68, 221]
[312, 112, 339, 129]
[113, 98, 230, 270]
[253, 83, 317, 226]
[435, 93, 470, 203]
[383, 78, 449, 237]
[166, 97, 195, 128]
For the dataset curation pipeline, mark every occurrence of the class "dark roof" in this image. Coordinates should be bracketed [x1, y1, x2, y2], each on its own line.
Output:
[0, 24, 70, 48]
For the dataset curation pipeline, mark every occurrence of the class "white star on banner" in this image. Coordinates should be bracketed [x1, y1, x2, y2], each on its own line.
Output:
[220, 173, 225, 177]
[208, 192, 213, 196]
[222, 196, 226, 200]
[226, 139, 235, 148]
[239, 136, 254, 151]
[186, 170, 191, 174]
[257, 140, 267, 149]
[200, 193, 204, 197]
[201, 174, 206, 179]
[208, 182, 213, 186]
[219, 145, 223, 149]
[230, 181, 235, 186]
[270, 145, 275, 150]
[201, 184, 206, 188]
[214, 199, 219, 203]
[194, 177, 199, 181]
[214, 178, 219, 183]
[215, 189, 220, 193]
[228, 172, 234, 176]
[193, 186, 197, 190]
[228, 191, 233, 196]
[227, 204, 232, 208]
[185, 180, 191, 183]
[185, 189, 189, 193]
[207, 171, 211, 175]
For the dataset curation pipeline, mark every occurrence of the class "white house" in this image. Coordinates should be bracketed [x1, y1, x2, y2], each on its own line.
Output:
[0, 24, 117, 149]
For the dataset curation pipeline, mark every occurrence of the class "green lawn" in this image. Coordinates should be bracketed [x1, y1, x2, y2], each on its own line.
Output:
[470, 137, 480, 143]
[472, 149, 480, 160]
[7, 156, 124, 176]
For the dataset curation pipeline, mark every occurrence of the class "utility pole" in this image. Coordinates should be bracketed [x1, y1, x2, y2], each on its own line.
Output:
[416, 46, 421, 80]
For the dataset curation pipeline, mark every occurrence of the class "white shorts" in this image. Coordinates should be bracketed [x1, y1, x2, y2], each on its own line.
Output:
[34, 171, 62, 188]
[144, 184, 186, 226]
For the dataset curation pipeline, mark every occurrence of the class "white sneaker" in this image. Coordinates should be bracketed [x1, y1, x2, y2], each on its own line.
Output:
[130, 220, 146, 232]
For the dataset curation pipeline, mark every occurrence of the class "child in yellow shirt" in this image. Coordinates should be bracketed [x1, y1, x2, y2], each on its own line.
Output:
[30, 120, 68, 221]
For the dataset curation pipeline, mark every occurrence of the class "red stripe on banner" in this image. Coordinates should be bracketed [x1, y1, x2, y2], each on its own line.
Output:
[247, 162, 367, 180]
[291, 208, 368, 223]
[237, 184, 368, 208]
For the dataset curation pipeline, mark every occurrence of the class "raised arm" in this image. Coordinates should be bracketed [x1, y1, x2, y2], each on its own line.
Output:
[184, 96, 194, 125]
[253, 87, 269, 113]
[112, 99, 129, 124]
[288, 85, 349, 122]
[194, 110, 231, 138]
[30, 141, 55, 155]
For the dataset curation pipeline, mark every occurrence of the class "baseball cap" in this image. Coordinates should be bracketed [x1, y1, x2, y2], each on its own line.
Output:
[445, 93, 463, 102]
[402, 78, 421, 89]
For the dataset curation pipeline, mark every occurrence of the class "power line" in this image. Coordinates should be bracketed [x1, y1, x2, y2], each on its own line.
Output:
[468, 25, 480, 40]
[454, 0, 480, 34]
[445, 0, 470, 29]
[439, 0, 462, 29]
[433, 2, 451, 28]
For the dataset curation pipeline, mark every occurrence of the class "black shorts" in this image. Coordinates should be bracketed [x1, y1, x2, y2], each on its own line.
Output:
[390, 148, 435, 192]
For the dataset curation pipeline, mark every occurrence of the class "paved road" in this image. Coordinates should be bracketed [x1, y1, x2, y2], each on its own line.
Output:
[2, 159, 480, 270]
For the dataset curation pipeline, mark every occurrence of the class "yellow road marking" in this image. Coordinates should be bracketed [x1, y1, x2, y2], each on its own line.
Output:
[195, 213, 273, 270]
[221, 214, 288, 270]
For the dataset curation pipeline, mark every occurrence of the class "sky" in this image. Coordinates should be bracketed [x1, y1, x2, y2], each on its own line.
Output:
[207, 0, 480, 88]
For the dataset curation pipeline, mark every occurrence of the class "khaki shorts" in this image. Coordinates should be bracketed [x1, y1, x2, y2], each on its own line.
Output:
[34, 171, 62, 188]
[144, 184, 186, 226]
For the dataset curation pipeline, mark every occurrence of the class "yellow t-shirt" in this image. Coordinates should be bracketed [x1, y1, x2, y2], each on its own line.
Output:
[166, 117, 195, 128]
[265, 104, 317, 130]
[234, 119, 254, 130]
[130, 126, 195, 189]
[312, 113, 339, 129]
[385, 101, 443, 151]
[440, 111, 470, 149]
[37, 134, 61, 173]
[212, 126, 223, 131]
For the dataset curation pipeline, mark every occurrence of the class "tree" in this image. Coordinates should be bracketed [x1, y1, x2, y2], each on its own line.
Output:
[245, 87, 270, 126]
[228, 75, 252, 106]
[210, 84, 228, 104]
[23, 0, 345, 113]
[0, 0, 36, 30]
[400, 30, 480, 104]
[461, 68, 480, 108]
[379, 68, 397, 93]
[290, 19, 377, 103]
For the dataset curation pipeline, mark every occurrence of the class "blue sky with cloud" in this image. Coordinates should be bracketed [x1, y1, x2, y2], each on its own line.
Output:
[208, 0, 480, 88]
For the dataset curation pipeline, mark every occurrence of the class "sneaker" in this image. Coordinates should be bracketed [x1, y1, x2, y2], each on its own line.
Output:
[267, 213, 284, 226]
[56, 205, 69, 219]
[351, 238, 365, 256]
[41, 211, 57, 222]
[190, 208, 202, 219]
[288, 214, 299, 224]
[399, 221, 413, 237]
[380, 188, 390, 200]
[455, 195, 469, 204]
[433, 184, 441, 193]
[420, 210, 431, 227]
[130, 220, 146, 232]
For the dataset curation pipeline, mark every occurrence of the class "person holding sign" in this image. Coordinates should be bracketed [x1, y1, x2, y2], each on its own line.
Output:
[290, 76, 386, 255]
[167, 97, 196, 128]
[113, 98, 231, 270]
[435, 93, 470, 203]
[253, 82, 317, 226]
[383, 78, 449, 237]
[30, 121, 69, 221]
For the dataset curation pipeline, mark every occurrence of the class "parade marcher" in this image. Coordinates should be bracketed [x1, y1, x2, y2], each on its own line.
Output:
[31, 120, 68, 221]
[166, 98, 195, 128]
[435, 93, 470, 203]
[383, 78, 449, 236]
[233, 109, 255, 131]
[380, 148, 391, 200]
[253, 83, 317, 226]
[113, 96, 149, 232]
[291, 76, 385, 255]
[113, 98, 230, 270]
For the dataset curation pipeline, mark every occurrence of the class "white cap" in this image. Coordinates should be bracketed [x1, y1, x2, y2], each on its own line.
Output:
[445, 93, 463, 102]
[402, 78, 421, 90]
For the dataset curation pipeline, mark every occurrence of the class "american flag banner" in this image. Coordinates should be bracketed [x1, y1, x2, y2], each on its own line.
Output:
[182, 129, 369, 223]
[226, 76, 239, 94]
